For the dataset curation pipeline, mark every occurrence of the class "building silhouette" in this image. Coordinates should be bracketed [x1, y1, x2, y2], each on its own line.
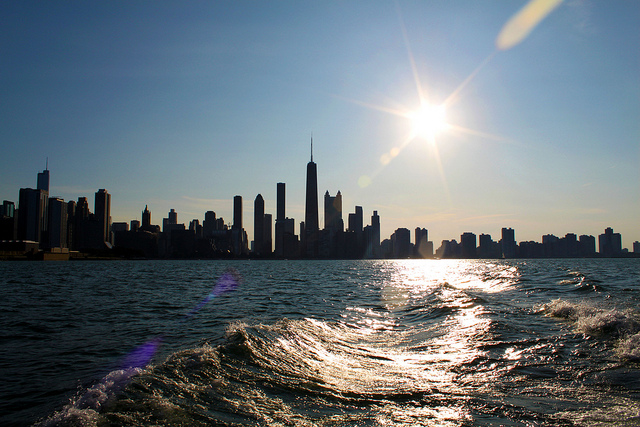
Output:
[263, 213, 273, 255]
[599, 227, 622, 257]
[364, 210, 381, 258]
[414, 228, 433, 258]
[0, 200, 17, 240]
[324, 191, 343, 232]
[274, 182, 298, 258]
[304, 139, 319, 257]
[233, 196, 242, 230]
[460, 232, 477, 258]
[579, 235, 596, 256]
[17, 187, 48, 244]
[142, 205, 152, 230]
[253, 194, 266, 256]
[391, 228, 412, 258]
[37, 165, 49, 193]
[231, 195, 247, 255]
[47, 197, 68, 249]
[277, 182, 285, 222]
[501, 227, 516, 258]
[94, 189, 112, 247]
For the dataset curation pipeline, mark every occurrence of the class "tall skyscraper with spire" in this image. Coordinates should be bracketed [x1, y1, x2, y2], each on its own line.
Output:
[304, 137, 319, 257]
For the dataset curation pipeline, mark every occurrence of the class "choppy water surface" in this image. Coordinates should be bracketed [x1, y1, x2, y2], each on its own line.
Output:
[1, 259, 639, 426]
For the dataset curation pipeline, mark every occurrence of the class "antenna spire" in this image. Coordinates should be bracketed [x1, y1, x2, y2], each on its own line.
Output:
[310, 133, 313, 162]
[45, 157, 49, 171]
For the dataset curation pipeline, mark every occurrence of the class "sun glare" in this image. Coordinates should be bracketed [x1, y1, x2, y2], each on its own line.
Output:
[409, 103, 448, 141]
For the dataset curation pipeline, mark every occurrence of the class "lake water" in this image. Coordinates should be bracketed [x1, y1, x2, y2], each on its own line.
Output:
[1, 259, 639, 426]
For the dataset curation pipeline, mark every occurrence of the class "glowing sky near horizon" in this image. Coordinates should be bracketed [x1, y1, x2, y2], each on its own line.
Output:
[1, 1, 638, 247]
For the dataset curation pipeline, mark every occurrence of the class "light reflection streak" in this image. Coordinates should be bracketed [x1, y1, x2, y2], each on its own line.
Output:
[374, 261, 521, 399]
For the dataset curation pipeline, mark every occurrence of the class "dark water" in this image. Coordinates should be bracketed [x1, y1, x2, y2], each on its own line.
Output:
[1, 259, 639, 426]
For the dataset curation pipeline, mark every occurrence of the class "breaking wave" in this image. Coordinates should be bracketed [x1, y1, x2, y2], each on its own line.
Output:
[544, 299, 640, 361]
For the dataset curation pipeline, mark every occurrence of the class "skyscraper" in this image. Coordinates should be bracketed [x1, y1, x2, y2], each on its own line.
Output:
[17, 187, 48, 244]
[203, 210, 217, 237]
[501, 227, 516, 259]
[37, 167, 49, 193]
[47, 197, 68, 249]
[94, 189, 111, 246]
[460, 232, 477, 258]
[254, 194, 265, 255]
[142, 205, 152, 229]
[17, 167, 51, 246]
[324, 190, 343, 232]
[233, 196, 242, 230]
[304, 138, 319, 257]
[277, 182, 285, 222]
[415, 227, 431, 258]
[598, 227, 622, 257]
[263, 213, 273, 255]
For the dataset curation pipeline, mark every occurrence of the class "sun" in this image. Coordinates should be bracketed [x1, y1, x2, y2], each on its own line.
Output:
[408, 103, 448, 141]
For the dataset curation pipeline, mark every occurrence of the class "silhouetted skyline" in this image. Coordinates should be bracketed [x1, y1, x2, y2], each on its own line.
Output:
[1, 154, 638, 259]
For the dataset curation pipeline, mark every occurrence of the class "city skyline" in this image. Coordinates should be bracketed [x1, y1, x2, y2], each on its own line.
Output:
[2, 160, 636, 257]
[1, 1, 638, 246]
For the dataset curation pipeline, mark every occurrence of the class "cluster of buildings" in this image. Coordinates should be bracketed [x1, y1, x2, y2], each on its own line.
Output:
[1, 149, 638, 259]
[0, 166, 112, 259]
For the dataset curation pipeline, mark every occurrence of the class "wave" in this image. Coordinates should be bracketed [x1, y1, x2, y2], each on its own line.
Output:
[37, 318, 448, 426]
[543, 299, 640, 361]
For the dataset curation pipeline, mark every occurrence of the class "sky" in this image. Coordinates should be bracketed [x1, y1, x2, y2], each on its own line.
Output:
[1, 1, 638, 248]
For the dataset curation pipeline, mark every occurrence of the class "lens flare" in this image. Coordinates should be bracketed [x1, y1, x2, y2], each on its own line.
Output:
[496, 0, 564, 50]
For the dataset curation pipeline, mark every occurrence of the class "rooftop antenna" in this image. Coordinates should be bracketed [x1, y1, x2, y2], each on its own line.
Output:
[45, 157, 49, 171]
[310, 133, 313, 162]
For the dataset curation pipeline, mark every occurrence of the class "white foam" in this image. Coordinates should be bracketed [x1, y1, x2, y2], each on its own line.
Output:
[544, 299, 640, 362]
[35, 368, 141, 426]
[617, 332, 640, 361]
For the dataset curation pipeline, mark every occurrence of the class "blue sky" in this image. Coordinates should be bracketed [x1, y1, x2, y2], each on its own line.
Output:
[1, 1, 638, 247]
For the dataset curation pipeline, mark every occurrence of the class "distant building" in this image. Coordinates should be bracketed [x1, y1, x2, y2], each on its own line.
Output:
[460, 232, 477, 258]
[17, 188, 48, 245]
[478, 234, 501, 258]
[391, 228, 412, 258]
[233, 196, 242, 231]
[253, 194, 266, 256]
[71, 197, 90, 250]
[47, 197, 68, 249]
[37, 166, 50, 193]
[277, 182, 286, 222]
[599, 227, 622, 257]
[142, 205, 152, 229]
[436, 239, 460, 258]
[324, 191, 343, 232]
[203, 211, 217, 237]
[94, 189, 112, 247]
[230, 196, 247, 256]
[415, 228, 433, 258]
[579, 235, 596, 256]
[501, 228, 516, 258]
[263, 213, 273, 255]
[633, 241, 640, 254]
[369, 210, 381, 258]
[112, 222, 129, 233]
[519, 240, 544, 258]
[0, 200, 17, 240]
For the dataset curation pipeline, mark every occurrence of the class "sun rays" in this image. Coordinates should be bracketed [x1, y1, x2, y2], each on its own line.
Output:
[351, 0, 564, 197]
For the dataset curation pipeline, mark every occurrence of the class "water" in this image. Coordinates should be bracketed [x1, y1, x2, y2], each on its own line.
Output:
[1, 259, 639, 426]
